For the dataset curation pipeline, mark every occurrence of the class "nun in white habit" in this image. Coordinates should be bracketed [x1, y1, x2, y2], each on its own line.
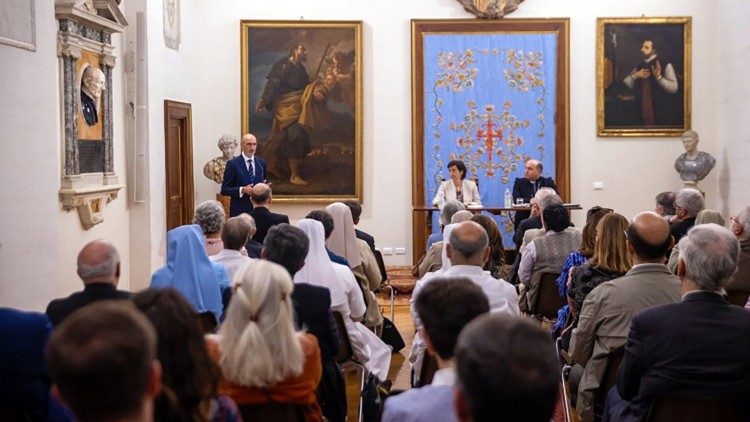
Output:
[295, 218, 391, 381]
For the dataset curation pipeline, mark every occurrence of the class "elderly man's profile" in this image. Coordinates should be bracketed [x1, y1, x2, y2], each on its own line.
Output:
[80, 66, 106, 126]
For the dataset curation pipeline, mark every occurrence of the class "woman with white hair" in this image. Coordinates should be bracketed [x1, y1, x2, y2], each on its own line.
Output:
[194, 200, 226, 256]
[296, 218, 391, 381]
[325, 202, 383, 328]
[206, 260, 323, 421]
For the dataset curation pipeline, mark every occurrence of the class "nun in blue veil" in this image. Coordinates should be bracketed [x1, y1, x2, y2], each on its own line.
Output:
[150, 224, 229, 323]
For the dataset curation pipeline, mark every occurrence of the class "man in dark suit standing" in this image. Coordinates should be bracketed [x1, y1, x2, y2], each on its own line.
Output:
[220, 133, 267, 216]
[511, 159, 557, 230]
[46, 240, 131, 326]
[606, 224, 750, 421]
[250, 183, 289, 244]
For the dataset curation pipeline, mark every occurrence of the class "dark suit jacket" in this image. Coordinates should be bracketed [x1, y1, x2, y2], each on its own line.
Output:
[0, 309, 52, 420]
[251, 206, 289, 244]
[45, 283, 131, 327]
[513, 215, 543, 249]
[670, 217, 696, 244]
[617, 291, 750, 419]
[511, 176, 557, 228]
[327, 248, 349, 267]
[355, 228, 376, 252]
[291, 283, 339, 357]
[220, 155, 267, 216]
[244, 238, 263, 259]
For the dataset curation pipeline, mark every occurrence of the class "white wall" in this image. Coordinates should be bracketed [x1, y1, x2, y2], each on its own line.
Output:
[177, 0, 719, 266]
[715, 0, 750, 216]
[0, 1, 131, 311]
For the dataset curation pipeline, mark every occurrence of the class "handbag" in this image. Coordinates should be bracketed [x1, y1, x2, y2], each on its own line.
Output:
[379, 316, 405, 353]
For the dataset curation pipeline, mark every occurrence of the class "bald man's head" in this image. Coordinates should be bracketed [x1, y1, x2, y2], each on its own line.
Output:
[448, 221, 490, 266]
[626, 211, 674, 263]
[250, 183, 272, 206]
[524, 159, 542, 181]
[77, 240, 120, 285]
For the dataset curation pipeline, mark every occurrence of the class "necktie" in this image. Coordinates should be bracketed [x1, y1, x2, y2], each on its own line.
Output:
[247, 158, 255, 181]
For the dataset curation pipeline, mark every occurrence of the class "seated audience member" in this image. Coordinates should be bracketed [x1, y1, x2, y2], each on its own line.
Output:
[306, 210, 349, 266]
[410, 221, 519, 385]
[667, 209, 725, 273]
[0, 309, 56, 420]
[46, 302, 163, 422]
[194, 200, 227, 256]
[210, 216, 256, 280]
[416, 200, 466, 278]
[263, 223, 344, 421]
[239, 213, 262, 258]
[326, 202, 384, 328]
[427, 200, 466, 251]
[568, 212, 680, 422]
[567, 212, 632, 317]
[519, 190, 565, 253]
[670, 187, 704, 243]
[470, 214, 506, 279]
[454, 314, 559, 422]
[553, 206, 612, 337]
[133, 289, 240, 421]
[607, 224, 750, 421]
[519, 204, 582, 313]
[342, 200, 376, 252]
[296, 219, 391, 383]
[451, 210, 473, 224]
[206, 260, 323, 420]
[513, 187, 557, 249]
[727, 207, 750, 296]
[431, 159, 482, 209]
[384, 278, 490, 421]
[654, 191, 676, 221]
[46, 240, 131, 326]
[249, 183, 289, 244]
[150, 225, 228, 324]
[512, 158, 557, 231]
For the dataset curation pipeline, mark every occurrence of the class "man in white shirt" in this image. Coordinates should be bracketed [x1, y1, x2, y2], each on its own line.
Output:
[409, 221, 519, 384]
[210, 216, 255, 280]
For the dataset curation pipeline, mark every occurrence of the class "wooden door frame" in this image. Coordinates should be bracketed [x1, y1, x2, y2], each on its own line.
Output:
[164, 100, 195, 229]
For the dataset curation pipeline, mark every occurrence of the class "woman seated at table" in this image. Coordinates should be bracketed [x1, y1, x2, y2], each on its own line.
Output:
[432, 160, 482, 208]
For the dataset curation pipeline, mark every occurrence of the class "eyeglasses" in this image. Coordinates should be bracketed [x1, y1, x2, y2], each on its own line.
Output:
[730, 216, 740, 225]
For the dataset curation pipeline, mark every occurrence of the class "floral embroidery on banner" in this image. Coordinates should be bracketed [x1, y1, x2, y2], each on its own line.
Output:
[502, 48, 548, 144]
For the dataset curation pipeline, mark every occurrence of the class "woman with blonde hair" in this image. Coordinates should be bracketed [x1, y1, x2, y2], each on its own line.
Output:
[206, 260, 323, 421]
[567, 212, 632, 317]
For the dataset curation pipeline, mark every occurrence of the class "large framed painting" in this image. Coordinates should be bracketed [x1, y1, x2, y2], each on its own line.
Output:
[240, 20, 363, 203]
[412, 19, 570, 257]
[597, 17, 691, 137]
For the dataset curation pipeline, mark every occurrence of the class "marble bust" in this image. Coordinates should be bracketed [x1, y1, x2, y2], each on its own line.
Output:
[80, 66, 106, 126]
[674, 130, 715, 187]
[203, 134, 238, 184]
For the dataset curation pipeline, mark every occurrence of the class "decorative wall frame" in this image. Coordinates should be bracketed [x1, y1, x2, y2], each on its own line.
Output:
[240, 20, 363, 203]
[56, 0, 126, 229]
[0, 0, 36, 51]
[411, 19, 569, 257]
[597, 17, 691, 137]
[455, 0, 525, 19]
[163, 0, 180, 50]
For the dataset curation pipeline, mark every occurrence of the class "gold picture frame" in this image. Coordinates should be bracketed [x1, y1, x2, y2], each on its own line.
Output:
[597, 17, 691, 137]
[240, 20, 363, 203]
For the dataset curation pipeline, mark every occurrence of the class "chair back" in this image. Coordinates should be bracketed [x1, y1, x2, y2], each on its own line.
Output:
[534, 272, 563, 319]
[725, 290, 750, 307]
[374, 249, 389, 284]
[332, 311, 354, 365]
[238, 402, 306, 421]
[593, 346, 625, 420]
[645, 396, 746, 422]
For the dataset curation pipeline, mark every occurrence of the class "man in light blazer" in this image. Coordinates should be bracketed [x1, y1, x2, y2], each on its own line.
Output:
[220, 133, 267, 216]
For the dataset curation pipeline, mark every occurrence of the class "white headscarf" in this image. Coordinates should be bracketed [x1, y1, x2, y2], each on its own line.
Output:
[325, 202, 362, 268]
[439, 223, 458, 274]
[295, 219, 346, 307]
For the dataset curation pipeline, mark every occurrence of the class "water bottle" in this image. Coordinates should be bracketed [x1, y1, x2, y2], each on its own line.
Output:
[504, 188, 512, 208]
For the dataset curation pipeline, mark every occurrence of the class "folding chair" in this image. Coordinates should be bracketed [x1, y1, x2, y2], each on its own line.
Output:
[532, 272, 564, 322]
[561, 365, 580, 422]
[593, 346, 625, 422]
[333, 311, 367, 422]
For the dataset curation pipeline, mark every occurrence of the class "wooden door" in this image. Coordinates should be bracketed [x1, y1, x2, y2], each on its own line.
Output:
[164, 100, 194, 230]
